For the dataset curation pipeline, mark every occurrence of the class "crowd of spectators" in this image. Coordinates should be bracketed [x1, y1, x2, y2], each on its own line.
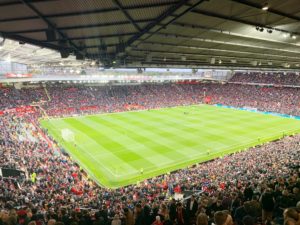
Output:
[0, 87, 47, 109]
[43, 84, 199, 116]
[0, 84, 200, 116]
[43, 83, 300, 116]
[0, 83, 300, 116]
[1, 82, 300, 117]
[230, 72, 300, 86]
[0, 81, 300, 225]
[203, 83, 300, 116]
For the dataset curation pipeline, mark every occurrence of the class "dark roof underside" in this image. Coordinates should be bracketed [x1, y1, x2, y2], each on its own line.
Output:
[1, 0, 300, 69]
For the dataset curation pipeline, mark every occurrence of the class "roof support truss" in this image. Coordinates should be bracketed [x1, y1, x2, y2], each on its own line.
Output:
[112, 0, 142, 32]
[125, 0, 208, 49]
[0, 1, 181, 23]
[20, 0, 81, 53]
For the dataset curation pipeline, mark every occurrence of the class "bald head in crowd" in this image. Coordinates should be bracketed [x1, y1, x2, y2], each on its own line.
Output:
[47, 219, 56, 225]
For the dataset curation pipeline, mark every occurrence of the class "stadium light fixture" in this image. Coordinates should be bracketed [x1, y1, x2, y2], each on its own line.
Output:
[291, 34, 297, 39]
[262, 2, 269, 10]
[283, 33, 288, 38]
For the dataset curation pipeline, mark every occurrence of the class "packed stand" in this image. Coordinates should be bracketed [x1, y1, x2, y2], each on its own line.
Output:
[0, 87, 47, 110]
[0, 112, 299, 225]
[202, 83, 300, 116]
[0, 82, 299, 225]
[43, 84, 200, 116]
[42, 83, 300, 117]
[230, 72, 300, 86]
[1, 83, 300, 117]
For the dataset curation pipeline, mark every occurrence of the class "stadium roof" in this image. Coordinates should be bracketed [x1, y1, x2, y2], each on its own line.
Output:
[1, 0, 300, 69]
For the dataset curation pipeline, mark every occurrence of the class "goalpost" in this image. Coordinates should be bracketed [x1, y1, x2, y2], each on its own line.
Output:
[61, 129, 75, 143]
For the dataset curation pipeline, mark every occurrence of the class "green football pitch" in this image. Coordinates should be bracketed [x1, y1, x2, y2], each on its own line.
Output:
[40, 105, 300, 188]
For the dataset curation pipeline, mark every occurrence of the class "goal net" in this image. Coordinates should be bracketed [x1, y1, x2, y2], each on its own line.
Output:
[61, 129, 75, 143]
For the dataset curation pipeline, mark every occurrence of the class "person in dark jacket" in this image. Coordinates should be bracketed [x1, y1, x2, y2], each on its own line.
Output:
[186, 195, 198, 225]
[175, 203, 187, 225]
[260, 189, 275, 223]
[134, 204, 143, 225]
[169, 199, 177, 223]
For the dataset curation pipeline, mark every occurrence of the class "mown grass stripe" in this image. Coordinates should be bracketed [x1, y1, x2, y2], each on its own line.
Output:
[40, 104, 300, 188]
[62, 118, 138, 173]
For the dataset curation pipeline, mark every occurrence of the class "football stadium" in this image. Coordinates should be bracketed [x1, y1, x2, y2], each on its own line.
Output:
[1, 1, 300, 225]
[40, 105, 300, 188]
